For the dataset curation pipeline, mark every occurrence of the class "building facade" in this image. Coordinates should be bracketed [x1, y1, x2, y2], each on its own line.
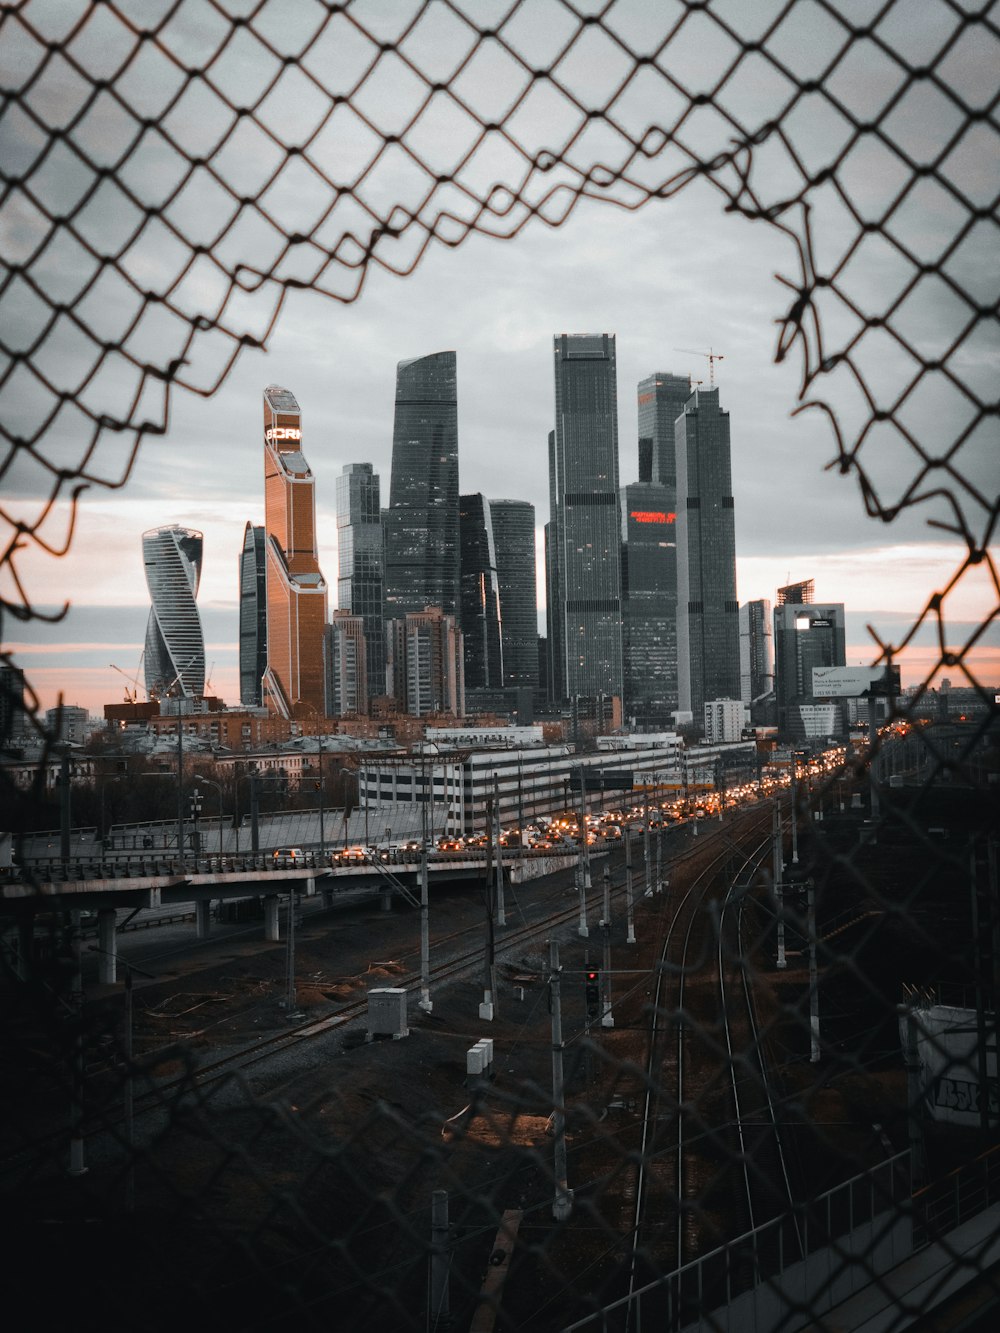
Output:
[142, 525, 206, 700]
[675, 388, 740, 726]
[238, 522, 268, 707]
[704, 697, 745, 744]
[325, 612, 368, 717]
[637, 372, 693, 488]
[261, 385, 328, 719]
[622, 480, 678, 729]
[383, 351, 460, 622]
[773, 580, 847, 740]
[490, 498, 539, 692]
[738, 598, 774, 705]
[459, 493, 504, 691]
[386, 607, 465, 718]
[336, 462, 384, 700]
[547, 333, 624, 703]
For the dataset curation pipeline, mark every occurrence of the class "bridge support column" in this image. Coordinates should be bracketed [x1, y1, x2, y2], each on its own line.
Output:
[97, 908, 117, 984]
[381, 887, 393, 912]
[264, 895, 280, 941]
[195, 899, 211, 940]
[305, 876, 316, 898]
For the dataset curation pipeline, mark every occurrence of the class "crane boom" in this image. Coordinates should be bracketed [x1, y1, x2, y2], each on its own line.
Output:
[673, 347, 724, 387]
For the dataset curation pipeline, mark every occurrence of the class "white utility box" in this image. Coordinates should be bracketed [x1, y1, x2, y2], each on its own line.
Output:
[367, 987, 409, 1040]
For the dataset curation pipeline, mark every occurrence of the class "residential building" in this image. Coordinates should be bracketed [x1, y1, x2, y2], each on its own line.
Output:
[238, 522, 267, 707]
[261, 384, 328, 720]
[336, 462, 384, 700]
[142, 525, 206, 699]
[675, 388, 740, 727]
[383, 351, 459, 622]
[385, 607, 465, 718]
[547, 333, 624, 703]
[704, 697, 745, 744]
[325, 612, 367, 717]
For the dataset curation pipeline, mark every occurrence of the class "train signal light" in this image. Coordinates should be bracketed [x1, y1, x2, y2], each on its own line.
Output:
[584, 969, 600, 1017]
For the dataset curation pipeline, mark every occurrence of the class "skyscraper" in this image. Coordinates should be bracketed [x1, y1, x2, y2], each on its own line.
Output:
[336, 462, 384, 700]
[383, 351, 459, 621]
[622, 481, 678, 728]
[238, 522, 267, 707]
[490, 499, 539, 691]
[675, 387, 740, 724]
[624, 373, 693, 729]
[739, 598, 774, 705]
[547, 333, 624, 703]
[261, 384, 328, 719]
[142, 525, 206, 700]
[459, 493, 503, 691]
[773, 580, 847, 739]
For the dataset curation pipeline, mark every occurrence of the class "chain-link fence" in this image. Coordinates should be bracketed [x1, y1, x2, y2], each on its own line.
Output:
[1, 1, 998, 1329]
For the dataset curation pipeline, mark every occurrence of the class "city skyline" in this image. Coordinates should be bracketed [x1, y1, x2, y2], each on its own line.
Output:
[7, 202, 996, 715]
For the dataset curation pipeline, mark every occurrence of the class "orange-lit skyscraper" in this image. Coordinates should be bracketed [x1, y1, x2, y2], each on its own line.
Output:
[261, 385, 328, 719]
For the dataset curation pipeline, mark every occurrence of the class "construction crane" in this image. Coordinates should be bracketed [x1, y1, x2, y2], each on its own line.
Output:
[110, 662, 141, 704]
[674, 347, 724, 387]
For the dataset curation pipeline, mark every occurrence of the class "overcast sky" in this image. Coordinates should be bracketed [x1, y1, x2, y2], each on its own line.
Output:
[3, 0, 996, 713]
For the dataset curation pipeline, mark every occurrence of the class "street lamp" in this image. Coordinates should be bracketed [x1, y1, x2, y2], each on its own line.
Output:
[195, 777, 226, 858]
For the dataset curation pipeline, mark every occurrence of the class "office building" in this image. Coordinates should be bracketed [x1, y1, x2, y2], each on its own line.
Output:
[547, 333, 624, 703]
[773, 580, 847, 740]
[383, 351, 459, 621]
[739, 599, 774, 705]
[622, 479, 678, 728]
[637, 372, 693, 487]
[261, 385, 328, 719]
[490, 499, 539, 691]
[459, 493, 504, 691]
[675, 387, 740, 727]
[336, 462, 384, 700]
[325, 612, 367, 717]
[142, 525, 206, 699]
[238, 522, 267, 707]
[385, 607, 465, 718]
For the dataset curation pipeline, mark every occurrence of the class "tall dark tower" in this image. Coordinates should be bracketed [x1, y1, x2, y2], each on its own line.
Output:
[336, 462, 385, 701]
[491, 499, 539, 691]
[637, 372, 693, 487]
[459, 493, 503, 690]
[238, 521, 267, 707]
[675, 387, 740, 726]
[774, 580, 847, 740]
[547, 334, 623, 703]
[383, 351, 459, 621]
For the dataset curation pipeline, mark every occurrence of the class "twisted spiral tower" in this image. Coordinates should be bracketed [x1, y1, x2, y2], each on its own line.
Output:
[142, 526, 206, 701]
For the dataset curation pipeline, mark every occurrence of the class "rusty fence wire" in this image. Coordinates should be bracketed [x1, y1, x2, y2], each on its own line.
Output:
[1, 1, 998, 1329]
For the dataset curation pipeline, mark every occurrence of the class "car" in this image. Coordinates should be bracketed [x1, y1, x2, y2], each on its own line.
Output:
[437, 838, 463, 852]
[273, 847, 304, 865]
[335, 846, 367, 864]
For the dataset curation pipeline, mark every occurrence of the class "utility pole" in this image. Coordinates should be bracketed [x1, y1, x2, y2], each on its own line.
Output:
[317, 732, 325, 857]
[601, 864, 614, 1028]
[549, 939, 572, 1220]
[625, 822, 636, 945]
[643, 788, 652, 897]
[807, 875, 820, 1061]
[576, 771, 589, 937]
[429, 1190, 451, 1327]
[250, 772, 260, 854]
[68, 909, 87, 1178]
[481, 802, 497, 1021]
[493, 777, 506, 927]
[283, 888, 298, 1014]
[419, 841, 432, 1013]
[774, 796, 786, 970]
[176, 702, 185, 863]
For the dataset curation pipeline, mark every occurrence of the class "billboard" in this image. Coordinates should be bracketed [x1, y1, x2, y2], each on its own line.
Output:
[812, 665, 900, 698]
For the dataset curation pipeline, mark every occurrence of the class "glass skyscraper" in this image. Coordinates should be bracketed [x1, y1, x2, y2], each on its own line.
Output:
[238, 521, 267, 706]
[774, 580, 847, 739]
[336, 462, 384, 701]
[547, 333, 624, 703]
[383, 351, 459, 621]
[459, 493, 504, 690]
[622, 480, 678, 728]
[637, 372, 693, 488]
[261, 384, 328, 719]
[142, 525, 206, 700]
[739, 598, 774, 705]
[675, 387, 740, 724]
[490, 498, 539, 690]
